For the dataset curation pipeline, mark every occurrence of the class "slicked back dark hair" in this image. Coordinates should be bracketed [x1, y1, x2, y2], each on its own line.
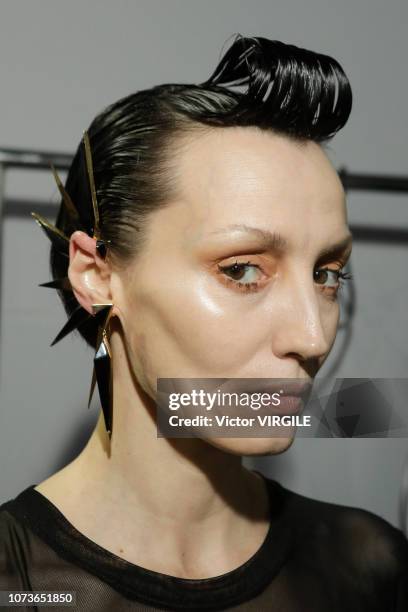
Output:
[51, 34, 352, 349]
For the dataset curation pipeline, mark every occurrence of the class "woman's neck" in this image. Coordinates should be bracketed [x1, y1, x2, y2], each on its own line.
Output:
[35, 407, 271, 579]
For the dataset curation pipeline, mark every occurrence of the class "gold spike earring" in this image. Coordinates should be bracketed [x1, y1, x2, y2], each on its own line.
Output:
[31, 130, 115, 439]
[89, 302, 115, 439]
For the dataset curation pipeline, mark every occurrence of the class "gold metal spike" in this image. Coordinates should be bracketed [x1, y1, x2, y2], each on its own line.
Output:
[83, 131, 100, 240]
[31, 212, 70, 242]
[31, 211, 70, 258]
[92, 303, 115, 337]
[91, 303, 114, 316]
[50, 163, 80, 221]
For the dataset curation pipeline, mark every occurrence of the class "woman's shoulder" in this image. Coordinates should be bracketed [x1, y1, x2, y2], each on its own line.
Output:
[0, 492, 27, 533]
[0, 486, 34, 544]
[0, 489, 36, 589]
[268, 476, 408, 580]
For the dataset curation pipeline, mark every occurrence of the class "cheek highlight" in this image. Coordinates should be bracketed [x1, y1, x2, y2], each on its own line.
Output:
[121, 265, 272, 380]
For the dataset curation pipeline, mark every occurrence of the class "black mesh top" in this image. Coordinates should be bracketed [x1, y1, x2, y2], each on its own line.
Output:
[1, 472, 408, 611]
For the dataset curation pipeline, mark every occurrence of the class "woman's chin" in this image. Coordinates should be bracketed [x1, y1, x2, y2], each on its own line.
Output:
[205, 433, 296, 456]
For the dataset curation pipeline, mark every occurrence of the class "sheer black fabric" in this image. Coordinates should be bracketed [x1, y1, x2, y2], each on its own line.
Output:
[1, 473, 407, 611]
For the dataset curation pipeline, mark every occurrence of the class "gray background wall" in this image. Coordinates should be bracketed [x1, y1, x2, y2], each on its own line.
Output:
[0, 0, 407, 529]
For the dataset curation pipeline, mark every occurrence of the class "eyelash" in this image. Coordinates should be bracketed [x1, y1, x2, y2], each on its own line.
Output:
[216, 259, 353, 295]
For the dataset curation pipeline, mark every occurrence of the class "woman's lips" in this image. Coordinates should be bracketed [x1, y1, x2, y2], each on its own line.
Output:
[213, 380, 313, 417]
[269, 395, 304, 415]
[218, 379, 313, 397]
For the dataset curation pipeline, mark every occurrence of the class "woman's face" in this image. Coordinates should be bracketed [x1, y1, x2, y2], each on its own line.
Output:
[112, 126, 352, 455]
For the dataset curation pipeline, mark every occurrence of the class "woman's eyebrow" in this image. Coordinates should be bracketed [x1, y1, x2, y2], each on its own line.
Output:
[317, 234, 353, 260]
[205, 224, 288, 251]
[205, 224, 353, 258]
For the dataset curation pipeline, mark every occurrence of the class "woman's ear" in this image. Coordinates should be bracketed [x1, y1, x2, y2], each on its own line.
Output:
[68, 231, 112, 314]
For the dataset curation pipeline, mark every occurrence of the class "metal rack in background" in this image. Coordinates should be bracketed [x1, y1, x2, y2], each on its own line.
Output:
[0, 147, 407, 532]
[0, 147, 73, 351]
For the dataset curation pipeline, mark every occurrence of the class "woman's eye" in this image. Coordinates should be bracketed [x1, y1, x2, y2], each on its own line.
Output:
[314, 267, 353, 293]
[215, 261, 353, 296]
[314, 268, 339, 288]
[216, 260, 264, 293]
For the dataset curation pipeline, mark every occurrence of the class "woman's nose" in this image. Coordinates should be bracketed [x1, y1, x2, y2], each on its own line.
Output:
[271, 272, 334, 364]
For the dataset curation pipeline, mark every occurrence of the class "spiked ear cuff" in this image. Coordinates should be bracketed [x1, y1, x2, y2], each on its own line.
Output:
[31, 130, 115, 439]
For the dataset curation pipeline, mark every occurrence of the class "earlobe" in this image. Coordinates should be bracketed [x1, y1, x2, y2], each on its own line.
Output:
[68, 230, 111, 314]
